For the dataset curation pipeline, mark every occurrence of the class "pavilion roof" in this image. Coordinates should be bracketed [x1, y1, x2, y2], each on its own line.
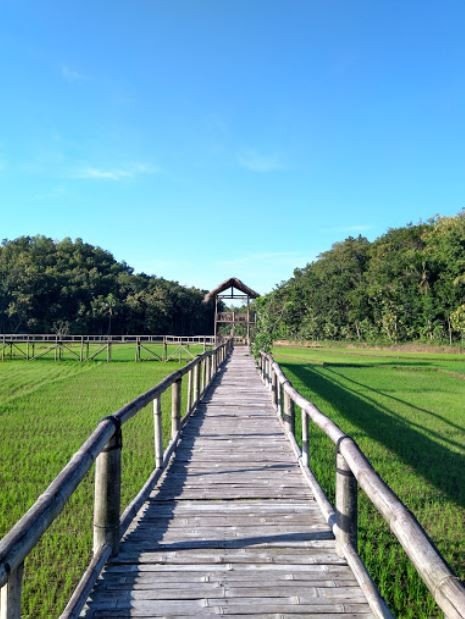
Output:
[203, 277, 260, 303]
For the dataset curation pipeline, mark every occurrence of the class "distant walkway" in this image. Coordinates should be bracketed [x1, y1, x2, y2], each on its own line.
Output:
[82, 347, 372, 617]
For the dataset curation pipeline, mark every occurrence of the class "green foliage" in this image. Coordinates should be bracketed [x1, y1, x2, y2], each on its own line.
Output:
[0, 236, 213, 334]
[255, 212, 465, 344]
[275, 344, 465, 618]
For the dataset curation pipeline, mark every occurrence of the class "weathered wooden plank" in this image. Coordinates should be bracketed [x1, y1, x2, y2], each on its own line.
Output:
[82, 348, 373, 618]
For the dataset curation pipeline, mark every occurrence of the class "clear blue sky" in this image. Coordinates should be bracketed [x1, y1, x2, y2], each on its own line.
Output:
[1, 1, 465, 293]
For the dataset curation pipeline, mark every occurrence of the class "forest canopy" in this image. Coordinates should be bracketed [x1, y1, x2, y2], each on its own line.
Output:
[255, 212, 465, 346]
[0, 236, 213, 335]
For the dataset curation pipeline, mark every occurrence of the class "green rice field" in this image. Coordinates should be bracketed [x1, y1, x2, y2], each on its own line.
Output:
[1, 345, 464, 617]
[0, 357, 190, 617]
[274, 344, 465, 618]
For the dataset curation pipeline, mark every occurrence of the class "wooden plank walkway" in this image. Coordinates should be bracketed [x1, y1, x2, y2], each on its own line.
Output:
[82, 347, 373, 618]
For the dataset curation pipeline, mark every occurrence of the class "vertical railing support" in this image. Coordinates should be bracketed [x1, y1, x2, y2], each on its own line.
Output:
[212, 350, 218, 376]
[205, 355, 211, 389]
[193, 361, 200, 408]
[153, 396, 163, 470]
[335, 450, 358, 557]
[93, 422, 122, 557]
[271, 369, 278, 410]
[283, 389, 295, 435]
[203, 357, 208, 392]
[171, 378, 181, 438]
[301, 411, 309, 466]
[0, 562, 24, 619]
[186, 369, 193, 415]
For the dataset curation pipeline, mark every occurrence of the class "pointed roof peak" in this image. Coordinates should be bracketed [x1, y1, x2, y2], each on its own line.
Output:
[203, 277, 260, 303]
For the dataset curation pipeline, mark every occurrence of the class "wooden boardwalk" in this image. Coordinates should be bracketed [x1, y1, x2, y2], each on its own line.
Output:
[82, 348, 373, 618]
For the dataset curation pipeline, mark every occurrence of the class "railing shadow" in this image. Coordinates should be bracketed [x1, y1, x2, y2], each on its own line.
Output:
[283, 362, 465, 509]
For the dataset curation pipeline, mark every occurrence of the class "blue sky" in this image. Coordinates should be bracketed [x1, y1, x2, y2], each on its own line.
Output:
[1, 1, 465, 294]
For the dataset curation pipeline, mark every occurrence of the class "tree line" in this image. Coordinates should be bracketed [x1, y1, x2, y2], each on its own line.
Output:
[255, 212, 465, 347]
[0, 236, 214, 335]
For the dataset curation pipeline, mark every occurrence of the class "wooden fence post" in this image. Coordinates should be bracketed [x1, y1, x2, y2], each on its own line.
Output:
[201, 358, 207, 394]
[271, 369, 278, 410]
[93, 422, 122, 557]
[186, 369, 193, 415]
[0, 562, 24, 619]
[283, 390, 295, 435]
[212, 350, 217, 376]
[205, 355, 211, 387]
[335, 451, 358, 557]
[171, 378, 181, 438]
[193, 361, 200, 407]
[301, 412, 309, 466]
[153, 396, 163, 470]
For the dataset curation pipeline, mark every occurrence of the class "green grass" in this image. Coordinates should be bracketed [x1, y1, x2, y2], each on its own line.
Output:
[0, 358, 192, 617]
[1, 341, 208, 362]
[274, 344, 465, 618]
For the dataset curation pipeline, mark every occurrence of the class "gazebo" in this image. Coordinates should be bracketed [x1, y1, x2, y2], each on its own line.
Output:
[204, 277, 260, 344]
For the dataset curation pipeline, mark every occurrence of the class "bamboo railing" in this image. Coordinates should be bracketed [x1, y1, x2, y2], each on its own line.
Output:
[0, 334, 218, 362]
[259, 352, 465, 619]
[0, 339, 233, 619]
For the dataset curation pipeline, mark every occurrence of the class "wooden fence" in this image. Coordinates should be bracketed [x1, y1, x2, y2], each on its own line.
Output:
[259, 352, 465, 619]
[0, 339, 233, 619]
[0, 334, 218, 362]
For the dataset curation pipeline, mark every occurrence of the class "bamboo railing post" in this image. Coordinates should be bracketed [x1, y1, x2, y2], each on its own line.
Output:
[277, 381, 282, 417]
[193, 361, 200, 408]
[186, 369, 193, 415]
[201, 358, 207, 394]
[283, 390, 295, 435]
[171, 378, 181, 438]
[212, 350, 218, 376]
[301, 411, 309, 466]
[153, 396, 163, 470]
[204, 356, 209, 390]
[271, 369, 278, 409]
[335, 451, 358, 557]
[0, 562, 24, 619]
[93, 423, 122, 557]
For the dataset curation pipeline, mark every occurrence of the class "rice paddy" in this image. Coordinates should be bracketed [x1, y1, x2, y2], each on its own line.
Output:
[0, 357, 187, 617]
[273, 344, 465, 618]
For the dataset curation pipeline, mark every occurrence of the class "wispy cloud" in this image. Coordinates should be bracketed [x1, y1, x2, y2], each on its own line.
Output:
[72, 162, 161, 181]
[61, 64, 89, 82]
[237, 149, 285, 173]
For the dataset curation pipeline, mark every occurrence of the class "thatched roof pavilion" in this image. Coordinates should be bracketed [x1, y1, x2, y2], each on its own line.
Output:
[203, 277, 260, 304]
[204, 277, 259, 343]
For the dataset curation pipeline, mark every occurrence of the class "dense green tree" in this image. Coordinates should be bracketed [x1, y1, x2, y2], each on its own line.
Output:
[0, 236, 213, 334]
[255, 211, 465, 345]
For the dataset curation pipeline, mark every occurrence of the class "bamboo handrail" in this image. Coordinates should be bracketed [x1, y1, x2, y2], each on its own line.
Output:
[260, 351, 465, 619]
[0, 339, 233, 618]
